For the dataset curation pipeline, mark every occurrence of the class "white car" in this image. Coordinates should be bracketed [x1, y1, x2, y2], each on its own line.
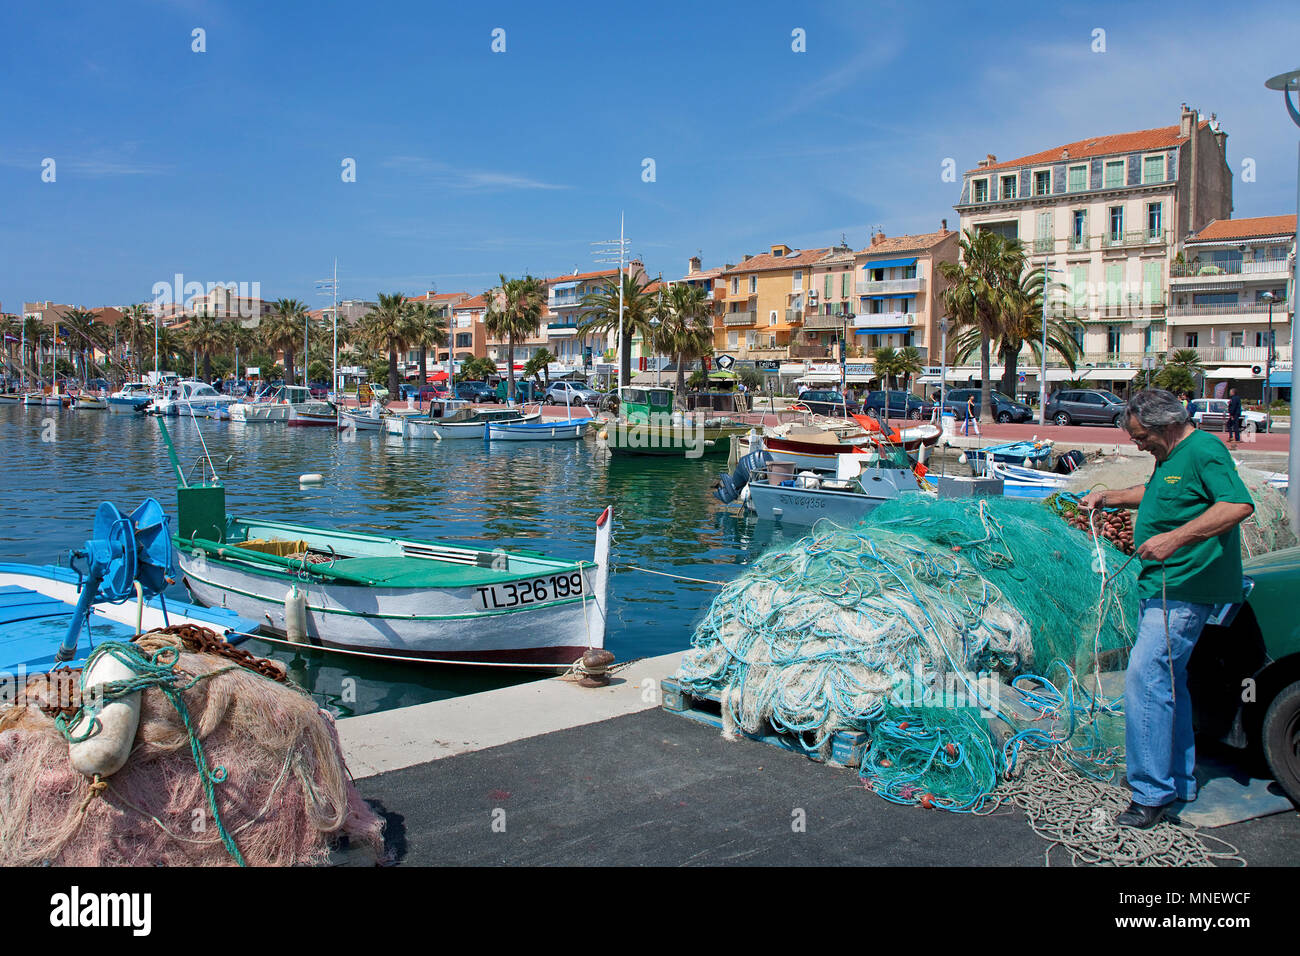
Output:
[1188, 398, 1270, 433]
[545, 381, 600, 406]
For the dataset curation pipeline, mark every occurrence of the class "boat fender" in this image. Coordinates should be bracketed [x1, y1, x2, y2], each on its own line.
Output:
[299, 473, 324, 485]
[285, 585, 307, 643]
[68, 652, 143, 778]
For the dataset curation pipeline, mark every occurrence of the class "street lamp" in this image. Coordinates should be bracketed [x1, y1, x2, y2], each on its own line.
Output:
[649, 316, 661, 387]
[835, 310, 855, 395]
[1263, 291, 1276, 433]
[1264, 66, 1300, 534]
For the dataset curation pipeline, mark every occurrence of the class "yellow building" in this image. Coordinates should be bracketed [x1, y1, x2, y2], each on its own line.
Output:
[715, 244, 829, 360]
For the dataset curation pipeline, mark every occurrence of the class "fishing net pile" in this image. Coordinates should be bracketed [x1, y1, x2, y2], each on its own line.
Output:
[676, 496, 1140, 811]
[0, 627, 384, 867]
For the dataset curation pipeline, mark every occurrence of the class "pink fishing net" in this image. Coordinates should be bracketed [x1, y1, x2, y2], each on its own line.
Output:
[0, 631, 385, 866]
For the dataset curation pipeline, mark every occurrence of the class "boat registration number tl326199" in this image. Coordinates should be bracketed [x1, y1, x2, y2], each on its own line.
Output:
[476, 573, 584, 610]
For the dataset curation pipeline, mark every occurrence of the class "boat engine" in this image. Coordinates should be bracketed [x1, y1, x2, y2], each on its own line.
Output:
[715, 448, 771, 504]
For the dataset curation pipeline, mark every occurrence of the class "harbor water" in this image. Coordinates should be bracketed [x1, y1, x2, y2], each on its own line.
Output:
[0, 405, 801, 716]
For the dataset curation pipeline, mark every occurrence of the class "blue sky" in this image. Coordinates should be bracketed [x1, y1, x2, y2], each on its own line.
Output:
[1, 0, 1297, 312]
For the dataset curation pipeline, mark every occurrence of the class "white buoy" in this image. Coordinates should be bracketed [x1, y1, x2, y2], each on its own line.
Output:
[299, 473, 324, 485]
[1023, 457, 1033, 468]
[285, 585, 307, 643]
[69, 652, 143, 778]
[958, 452, 968, 465]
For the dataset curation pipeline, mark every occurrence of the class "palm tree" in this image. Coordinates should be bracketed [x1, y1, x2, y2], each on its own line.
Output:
[939, 229, 1025, 418]
[0, 314, 16, 376]
[872, 347, 903, 392]
[1157, 348, 1205, 397]
[186, 315, 227, 382]
[895, 345, 924, 394]
[484, 275, 547, 402]
[357, 293, 410, 395]
[523, 348, 557, 387]
[23, 317, 44, 380]
[405, 302, 449, 387]
[659, 283, 714, 403]
[61, 308, 102, 381]
[950, 266, 1084, 396]
[261, 299, 308, 384]
[578, 272, 656, 388]
[121, 304, 153, 378]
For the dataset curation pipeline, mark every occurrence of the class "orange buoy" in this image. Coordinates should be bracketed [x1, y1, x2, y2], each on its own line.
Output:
[919, 793, 935, 809]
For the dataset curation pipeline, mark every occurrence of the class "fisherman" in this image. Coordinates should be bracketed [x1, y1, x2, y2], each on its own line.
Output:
[1080, 389, 1254, 828]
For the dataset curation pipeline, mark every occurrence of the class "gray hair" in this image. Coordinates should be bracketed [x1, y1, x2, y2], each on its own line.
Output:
[1126, 389, 1190, 428]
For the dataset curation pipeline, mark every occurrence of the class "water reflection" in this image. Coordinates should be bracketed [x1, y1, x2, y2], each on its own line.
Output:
[0, 405, 782, 715]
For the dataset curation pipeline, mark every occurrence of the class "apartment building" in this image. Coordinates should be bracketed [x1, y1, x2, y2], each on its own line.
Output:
[449, 294, 489, 363]
[716, 245, 828, 361]
[543, 262, 646, 373]
[954, 105, 1232, 391]
[851, 227, 956, 363]
[1170, 214, 1296, 397]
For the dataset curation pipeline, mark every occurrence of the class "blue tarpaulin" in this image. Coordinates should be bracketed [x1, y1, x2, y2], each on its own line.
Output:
[860, 257, 917, 270]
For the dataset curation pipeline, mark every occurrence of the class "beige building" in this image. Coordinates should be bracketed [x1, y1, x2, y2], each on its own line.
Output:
[1170, 215, 1295, 397]
[954, 105, 1233, 391]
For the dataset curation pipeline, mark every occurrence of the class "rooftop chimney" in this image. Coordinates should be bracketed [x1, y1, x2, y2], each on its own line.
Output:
[742, 254, 753, 262]
[872, 231, 886, 246]
[688, 255, 701, 275]
[1180, 103, 1195, 138]
[941, 219, 948, 233]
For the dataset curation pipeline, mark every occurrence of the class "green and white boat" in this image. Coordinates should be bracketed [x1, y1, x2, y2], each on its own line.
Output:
[604, 386, 750, 459]
[159, 421, 612, 668]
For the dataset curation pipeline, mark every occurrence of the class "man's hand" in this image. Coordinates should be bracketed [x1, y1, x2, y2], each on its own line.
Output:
[1137, 530, 1183, 563]
[1080, 491, 1105, 511]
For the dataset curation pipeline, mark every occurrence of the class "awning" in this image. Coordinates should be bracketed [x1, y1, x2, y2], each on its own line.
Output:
[1087, 368, 1139, 382]
[917, 375, 942, 385]
[855, 327, 909, 334]
[861, 257, 917, 270]
[1206, 366, 1247, 379]
[1268, 370, 1291, 387]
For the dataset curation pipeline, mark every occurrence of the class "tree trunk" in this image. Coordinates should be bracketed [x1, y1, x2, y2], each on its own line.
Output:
[284, 349, 296, 386]
[387, 349, 399, 396]
[506, 336, 516, 402]
[979, 333, 991, 420]
[203, 353, 212, 383]
[675, 351, 687, 407]
[1000, 344, 1018, 399]
[620, 326, 633, 387]
[418, 345, 428, 385]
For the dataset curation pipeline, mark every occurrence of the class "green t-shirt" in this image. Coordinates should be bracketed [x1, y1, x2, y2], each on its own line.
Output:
[1134, 428, 1254, 604]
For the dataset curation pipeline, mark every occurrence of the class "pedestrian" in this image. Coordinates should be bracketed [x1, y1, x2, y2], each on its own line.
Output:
[1080, 389, 1254, 829]
[962, 394, 981, 437]
[1227, 387, 1243, 445]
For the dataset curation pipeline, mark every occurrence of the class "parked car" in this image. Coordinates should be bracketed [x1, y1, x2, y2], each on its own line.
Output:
[1044, 388, 1128, 427]
[794, 389, 861, 416]
[862, 389, 933, 421]
[455, 381, 496, 403]
[545, 381, 601, 406]
[1188, 398, 1270, 433]
[308, 381, 330, 399]
[942, 388, 1033, 423]
[1189, 545, 1300, 804]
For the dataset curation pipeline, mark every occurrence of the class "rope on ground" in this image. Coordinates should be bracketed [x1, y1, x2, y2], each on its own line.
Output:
[999, 753, 1245, 867]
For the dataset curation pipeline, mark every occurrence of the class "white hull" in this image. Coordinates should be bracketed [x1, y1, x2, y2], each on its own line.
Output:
[231, 402, 291, 422]
[338, 408, 384, 431]
[175, 508, 614, 668]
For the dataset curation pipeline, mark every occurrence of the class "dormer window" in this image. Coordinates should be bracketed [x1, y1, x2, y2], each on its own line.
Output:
[1142, 154, 1165, 184]
[1033, 169, 1052, 196]
[1067, 164, 1088, 192]
[1000, 174, 1017, 200]
[972, 178, 989, 203]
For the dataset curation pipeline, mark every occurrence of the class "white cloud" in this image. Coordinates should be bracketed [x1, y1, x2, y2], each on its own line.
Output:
[381, 157, 570, 191]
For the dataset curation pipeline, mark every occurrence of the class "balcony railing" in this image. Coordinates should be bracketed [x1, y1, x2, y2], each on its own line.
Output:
[549, 292, 583, 308]
[1167, 302, 1280, 318]
[1101, 229, 1166, 249]
[724, 311, 757, 326]
[854, 312, 918, 330]
[784, 309, 803, 324]
[1067, 236, 1090, 251]
[1032, 237, 1055, 253]
[1170, 259, 1292, 278]
[855, 277, 923, 296]
[790, 344, 832, 359]
[1170, 345, 1293, 364]
[739, 347, 789, 360]
[802, 313, 849, 331]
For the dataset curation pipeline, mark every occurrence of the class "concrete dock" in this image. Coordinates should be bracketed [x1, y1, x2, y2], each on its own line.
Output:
[336, 654, 1298, 866]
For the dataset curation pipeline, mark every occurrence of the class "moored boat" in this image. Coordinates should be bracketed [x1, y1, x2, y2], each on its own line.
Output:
[158, 419, 613, 667]
[286, 400, 339, 426]
[107, 382, 154, 413]
[487, 417, 594, 442]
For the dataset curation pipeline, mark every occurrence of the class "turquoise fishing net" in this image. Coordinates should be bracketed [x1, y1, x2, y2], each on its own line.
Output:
[676, 495, 1139, 810]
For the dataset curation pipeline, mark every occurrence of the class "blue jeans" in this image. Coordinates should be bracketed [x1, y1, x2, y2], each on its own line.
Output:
[1125, 598, 1213, 807]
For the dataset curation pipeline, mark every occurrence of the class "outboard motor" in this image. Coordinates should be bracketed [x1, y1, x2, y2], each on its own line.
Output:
[715, 448, 771, 504]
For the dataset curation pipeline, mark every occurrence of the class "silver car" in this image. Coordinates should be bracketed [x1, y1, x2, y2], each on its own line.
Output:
[545, 381, 600, 406]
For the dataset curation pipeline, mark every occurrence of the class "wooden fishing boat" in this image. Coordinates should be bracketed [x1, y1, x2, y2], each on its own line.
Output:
[426, 408, 540, 440]
[0, 394, 20, 405]
[71, 394, 108, 410]
[338, 404, 386, 431]
[964, 439, 1054, 467]
[602, 387, 749, 458]
[157, 420, 613, 668]
[487, 417, 593, 442]
[286, 400, 339, 426]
